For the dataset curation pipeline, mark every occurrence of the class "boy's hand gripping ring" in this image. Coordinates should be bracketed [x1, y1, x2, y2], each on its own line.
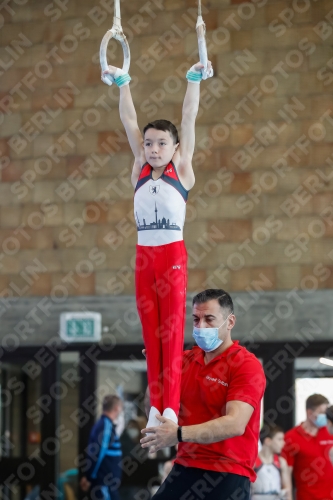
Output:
[100, 0, 131, 86]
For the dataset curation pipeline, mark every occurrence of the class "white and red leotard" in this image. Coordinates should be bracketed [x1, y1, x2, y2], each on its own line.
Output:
[252, 454, 283, 500]
[134, 161, 188, 415]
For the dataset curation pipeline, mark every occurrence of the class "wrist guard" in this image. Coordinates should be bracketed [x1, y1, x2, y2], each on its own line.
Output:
[186, 65, 202, 84]
[114, 71, 131, 87]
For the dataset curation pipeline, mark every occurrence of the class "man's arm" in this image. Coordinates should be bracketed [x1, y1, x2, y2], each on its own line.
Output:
[181, 400, 253, 443]
[86, 419, 113, 480]
[279, 456, 293, 500]
[281, 434, 296, 496]
[140, 400, 254, 452]
[85, 435, 101, 482]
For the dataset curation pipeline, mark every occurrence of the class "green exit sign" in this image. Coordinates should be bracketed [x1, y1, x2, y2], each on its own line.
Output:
[66, 319, 94, 338]
[60, 312, 101, 342]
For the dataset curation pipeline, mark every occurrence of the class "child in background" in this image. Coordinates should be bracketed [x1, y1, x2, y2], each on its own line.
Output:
[252, 425, 292, 500]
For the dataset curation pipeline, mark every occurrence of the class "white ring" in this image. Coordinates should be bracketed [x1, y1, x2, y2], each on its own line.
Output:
[100, 28, 131, 86]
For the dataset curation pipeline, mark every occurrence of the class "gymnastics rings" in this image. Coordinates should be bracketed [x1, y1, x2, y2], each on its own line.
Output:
[100, 0, 130, 86]
[196, 0, 213, 80]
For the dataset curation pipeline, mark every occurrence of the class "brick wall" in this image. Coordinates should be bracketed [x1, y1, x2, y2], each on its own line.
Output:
[1, 0, 333, 299]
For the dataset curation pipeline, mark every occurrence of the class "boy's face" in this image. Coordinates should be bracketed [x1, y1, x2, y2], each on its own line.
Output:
[267, 432, 285, 454]
[143, 128, 178, 168]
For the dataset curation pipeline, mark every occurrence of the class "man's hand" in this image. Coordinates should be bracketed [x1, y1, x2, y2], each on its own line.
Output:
[80, 477, 91, 492]
[140, 416, 178, 453]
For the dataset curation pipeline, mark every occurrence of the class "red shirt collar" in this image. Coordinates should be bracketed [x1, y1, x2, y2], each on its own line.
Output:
[296, 423, 331, 439]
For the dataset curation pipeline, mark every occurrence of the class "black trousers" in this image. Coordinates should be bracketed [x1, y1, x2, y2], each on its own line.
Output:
[152, 463, 250, 500]
[89, 483, 120, 500]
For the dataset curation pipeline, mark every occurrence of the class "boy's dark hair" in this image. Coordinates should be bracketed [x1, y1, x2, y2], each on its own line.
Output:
[193, 289, 234, 316]
[143, 119, 179, 144]
[259, 424, 284, 445]
[306, 394, 329, 410]
[326, 405, 333, 423]
[102, 394, 121, 412]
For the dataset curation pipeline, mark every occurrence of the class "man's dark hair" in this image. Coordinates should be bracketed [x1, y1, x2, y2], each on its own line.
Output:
[306, 393, 329, 410]
[192, 289, 234, 316]
[326, 405, 333, 423]
[102, 394, 121, 412]
[259, 424, 284, 445]
[143, 119, 179, 144]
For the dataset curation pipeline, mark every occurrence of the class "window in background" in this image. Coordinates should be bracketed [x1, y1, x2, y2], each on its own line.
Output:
[295, 357, 333, 425]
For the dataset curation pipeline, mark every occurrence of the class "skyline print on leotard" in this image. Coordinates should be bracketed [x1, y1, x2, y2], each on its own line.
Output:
[135, 202, 181, 231]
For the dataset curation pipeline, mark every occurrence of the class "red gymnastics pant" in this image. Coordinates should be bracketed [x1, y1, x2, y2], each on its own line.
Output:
[135, 240, 187, 415]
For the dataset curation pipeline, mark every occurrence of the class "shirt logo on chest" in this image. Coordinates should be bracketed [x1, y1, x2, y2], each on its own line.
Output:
[149, 185, 160, 195]
[320, 440, 333, 445]
[206, 375, 228, 387]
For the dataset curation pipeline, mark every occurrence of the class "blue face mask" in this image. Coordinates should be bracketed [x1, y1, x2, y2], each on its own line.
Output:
[315, 413, 327, 428]
[193, 314, 232, 352]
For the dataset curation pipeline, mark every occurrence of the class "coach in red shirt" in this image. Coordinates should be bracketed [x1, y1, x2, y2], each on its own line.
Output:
[141, 288, 266, 500]
[282, 394, 333, 500]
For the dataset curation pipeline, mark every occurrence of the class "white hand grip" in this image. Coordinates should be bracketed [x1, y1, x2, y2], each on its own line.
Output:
[196, 16, 208, 80]
[196, 16, 213, 80]
[100, 28, 131, 86]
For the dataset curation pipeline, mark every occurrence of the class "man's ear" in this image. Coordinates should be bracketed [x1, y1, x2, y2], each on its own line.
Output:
[229, 314, 236, 329]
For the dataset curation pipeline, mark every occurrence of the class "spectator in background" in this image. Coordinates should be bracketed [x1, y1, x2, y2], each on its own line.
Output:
[120, 419, 143, 456]
[326, 405, 333, 465]
[80, 394, 123, 500]
[327, 405, 333, 434]
[252, 425, 291, 500]
[282, 393, 333, 500]
[119, 418, 150, 500]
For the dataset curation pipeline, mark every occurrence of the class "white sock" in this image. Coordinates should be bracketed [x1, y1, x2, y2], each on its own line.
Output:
[146, 406, 161, 431]
[162, 407, 178, 424]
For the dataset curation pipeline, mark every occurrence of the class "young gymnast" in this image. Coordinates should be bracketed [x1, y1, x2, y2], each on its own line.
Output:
[252, 426, 292, 500]
[102, 61, 213, 429]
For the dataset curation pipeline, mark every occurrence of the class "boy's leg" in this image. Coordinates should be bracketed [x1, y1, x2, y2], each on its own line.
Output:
[135, 244, 163, 414]
[155, 241, 187, 415]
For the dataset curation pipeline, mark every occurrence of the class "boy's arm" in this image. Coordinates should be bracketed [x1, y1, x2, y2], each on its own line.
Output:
[177, 82, 199, 189]
[177, 61, 212, 190]
[103, 67, 144, 187]
[119, 85, 144, 187]
[279, 456, 293, 500]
